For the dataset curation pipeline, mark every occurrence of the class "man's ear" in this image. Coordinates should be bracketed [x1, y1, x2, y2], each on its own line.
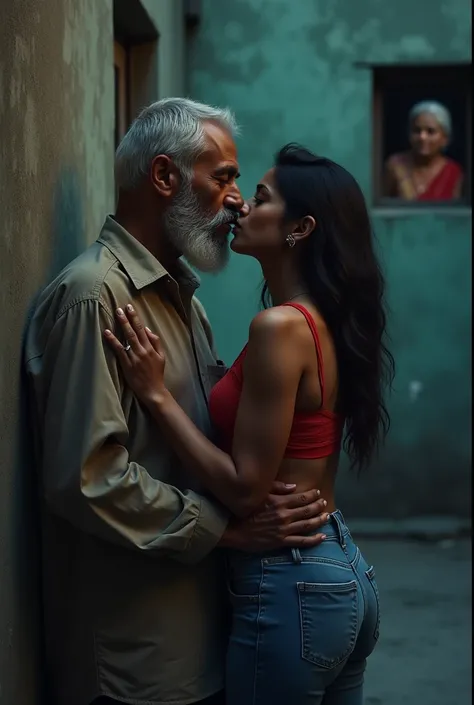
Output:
[150, 154, 181, 197]
[291, 215, 316, 243]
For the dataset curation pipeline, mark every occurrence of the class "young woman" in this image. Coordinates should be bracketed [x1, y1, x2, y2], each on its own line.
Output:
[105, 145, 395, 704]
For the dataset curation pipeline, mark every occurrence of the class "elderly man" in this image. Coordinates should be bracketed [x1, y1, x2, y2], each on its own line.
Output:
[25, 98, 328, 705]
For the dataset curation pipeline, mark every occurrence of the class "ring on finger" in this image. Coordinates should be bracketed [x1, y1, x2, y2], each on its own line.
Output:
[123, 342, 132, 352]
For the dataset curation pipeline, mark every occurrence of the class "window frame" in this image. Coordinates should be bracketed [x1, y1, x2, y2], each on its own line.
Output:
[370, 62, 472, 209]
[113, 0, 159, 150]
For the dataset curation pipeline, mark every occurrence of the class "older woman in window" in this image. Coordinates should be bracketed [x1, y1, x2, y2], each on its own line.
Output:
[384, 101, 463, 201]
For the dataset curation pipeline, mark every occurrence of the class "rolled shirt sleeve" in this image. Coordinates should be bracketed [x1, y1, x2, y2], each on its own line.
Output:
[32, 298, 228, 564]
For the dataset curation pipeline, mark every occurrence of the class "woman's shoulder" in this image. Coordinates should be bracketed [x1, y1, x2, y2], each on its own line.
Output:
[249, 306, 301, 338]
[248, 303, 327, 350]
[245, 307, 313, 379]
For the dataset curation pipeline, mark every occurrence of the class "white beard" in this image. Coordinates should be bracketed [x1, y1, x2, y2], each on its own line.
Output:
[164, 179, 235, 273]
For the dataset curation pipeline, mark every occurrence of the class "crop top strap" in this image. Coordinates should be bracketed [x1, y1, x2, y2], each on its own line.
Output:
[282, 302, 325, 406]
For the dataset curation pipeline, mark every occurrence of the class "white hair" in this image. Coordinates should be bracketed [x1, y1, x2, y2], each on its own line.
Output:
[409, 101, 452, 139]
[115, 97, 239, 190]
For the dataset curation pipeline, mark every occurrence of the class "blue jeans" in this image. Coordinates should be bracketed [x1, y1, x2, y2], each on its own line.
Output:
[226, 510, 380, 705]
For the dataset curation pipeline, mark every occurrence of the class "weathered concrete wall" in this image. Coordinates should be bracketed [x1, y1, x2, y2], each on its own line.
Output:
[0, 1, 115, 702]
[188, 0, 472, 519]
[0, 0, 187, 698]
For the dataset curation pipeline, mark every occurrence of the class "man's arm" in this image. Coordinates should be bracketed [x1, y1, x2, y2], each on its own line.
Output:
[28, 298, 228, 565]
[220, 484, 329, 550]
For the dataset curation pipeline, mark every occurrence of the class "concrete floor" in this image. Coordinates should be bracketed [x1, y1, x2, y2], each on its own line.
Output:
[356, 537, 472, 705]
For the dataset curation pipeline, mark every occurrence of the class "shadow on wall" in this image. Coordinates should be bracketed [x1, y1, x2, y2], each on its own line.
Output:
[11, 305, 47, 705]
[50, 168, 84, 279]
[12, 167, 85, 704]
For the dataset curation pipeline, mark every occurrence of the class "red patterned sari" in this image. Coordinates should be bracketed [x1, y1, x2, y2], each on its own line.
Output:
[386, 153, 463, 201]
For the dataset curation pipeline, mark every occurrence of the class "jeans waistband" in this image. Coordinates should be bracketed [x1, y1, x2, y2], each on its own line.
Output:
[323, 509, 351, 542]
[227, 510, 353, 569]
[289, 510, 351, 564]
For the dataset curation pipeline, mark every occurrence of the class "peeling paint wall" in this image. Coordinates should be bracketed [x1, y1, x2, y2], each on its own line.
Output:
[0, 1, 114, 702]
[0, 0, 186, 699]
[0, 0, 469, 697]
[188, 0, 472, 519]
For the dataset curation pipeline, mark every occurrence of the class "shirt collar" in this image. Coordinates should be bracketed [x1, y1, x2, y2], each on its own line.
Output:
[97, 215, 201, 293]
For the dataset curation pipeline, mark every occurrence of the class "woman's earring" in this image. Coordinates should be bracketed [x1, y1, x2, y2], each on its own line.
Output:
[286, 233, 296, 248]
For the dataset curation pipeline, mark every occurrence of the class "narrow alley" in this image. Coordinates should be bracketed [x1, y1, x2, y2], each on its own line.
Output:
[358, 537, 471, 705]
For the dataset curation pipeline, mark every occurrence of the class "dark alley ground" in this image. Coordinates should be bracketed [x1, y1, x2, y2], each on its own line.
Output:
[355, 537, 471, 705]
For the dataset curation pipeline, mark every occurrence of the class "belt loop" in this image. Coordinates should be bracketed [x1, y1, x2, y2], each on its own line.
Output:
[332, 512, 346, 549]
[291, 548, 302, 564]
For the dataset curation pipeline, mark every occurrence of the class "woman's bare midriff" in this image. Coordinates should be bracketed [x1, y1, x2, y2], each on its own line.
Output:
[276, 455, 339, 513]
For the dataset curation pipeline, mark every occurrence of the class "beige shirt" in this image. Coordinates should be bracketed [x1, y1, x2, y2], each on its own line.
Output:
[25, 216, 230, 705]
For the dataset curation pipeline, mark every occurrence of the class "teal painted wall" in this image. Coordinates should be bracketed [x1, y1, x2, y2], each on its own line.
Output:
[187, 0, 472, 518]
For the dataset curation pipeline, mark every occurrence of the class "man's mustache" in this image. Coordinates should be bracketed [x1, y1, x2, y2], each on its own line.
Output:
[211, 208, 239, 227]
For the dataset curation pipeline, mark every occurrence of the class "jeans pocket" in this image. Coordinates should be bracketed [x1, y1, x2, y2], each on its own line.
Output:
[365, 566, 381, 642]
[227, 584, 260, 605]
[297, 580, 358, 669]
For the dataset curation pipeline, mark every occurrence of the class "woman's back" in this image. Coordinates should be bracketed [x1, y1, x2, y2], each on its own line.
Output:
[209, 298, 343, 511]
[272, 300, 341, 508]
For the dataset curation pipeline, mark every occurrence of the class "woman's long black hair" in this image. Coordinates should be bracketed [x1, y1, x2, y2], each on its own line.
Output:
[263, 144, 395, 471]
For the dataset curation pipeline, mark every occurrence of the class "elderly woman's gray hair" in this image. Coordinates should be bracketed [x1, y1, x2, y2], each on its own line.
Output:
[115, 97, 239, 191]
[409, 101, 452, 140]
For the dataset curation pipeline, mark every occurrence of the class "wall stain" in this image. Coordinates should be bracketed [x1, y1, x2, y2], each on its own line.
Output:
[50, 168, 84, 278]
[0, 2, 115, 702]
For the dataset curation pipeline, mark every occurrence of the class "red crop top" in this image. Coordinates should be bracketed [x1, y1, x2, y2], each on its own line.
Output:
[208, 303, 344, 459]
